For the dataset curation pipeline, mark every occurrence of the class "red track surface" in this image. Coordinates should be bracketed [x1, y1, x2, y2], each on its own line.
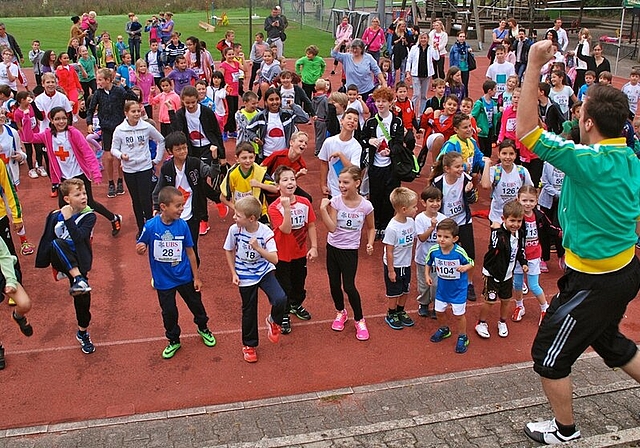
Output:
[1, 58, 638, 430]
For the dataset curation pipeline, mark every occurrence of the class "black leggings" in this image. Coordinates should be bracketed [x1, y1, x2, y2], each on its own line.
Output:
[23, 142, 47, 171]
[58, 173, 116, 222]
[123, 169, 154, 234]
[326, 244, 363, 321]
[224, 95, 239, 133]
[81, 79, 97, 103]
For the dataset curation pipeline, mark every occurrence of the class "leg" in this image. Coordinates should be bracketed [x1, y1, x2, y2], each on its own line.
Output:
[260, 271, 288, 325]
[239, 284, 259, 346]
[275, 260, 293, 310]
[541, 377, 575, 425]
[74, 291, 92, 331]
[176, 281, 209, 329]
[411, 76, 422, 120]
[288, 257, 308, 308]
[339, 249, 363, 321]
[156, 288, 181, 342]
[101, 128, 115, 184]
[326, 245, 346, 312]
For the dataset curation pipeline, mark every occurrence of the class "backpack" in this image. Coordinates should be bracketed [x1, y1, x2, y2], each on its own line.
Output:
[492, 164, 526, 187]
[376, 115, 419, 182]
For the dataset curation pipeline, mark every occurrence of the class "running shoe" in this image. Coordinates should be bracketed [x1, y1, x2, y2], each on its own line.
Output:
[430, 326, 451, 342]
[512, 305, 525, 322]
[540, 260, 549, 273]
[28, 168, 38, 179]
[20, 241, 35, 256]
[497, 320, 509, 337]
[475, 321, 490, 338]
[384, 311, 403, 330]
[13, 312, 33, 337]
[111, 214, 122, 237]
[116, 178, 125, 195]
[69, 276, 91, 296]
[199, 220, 210, 235]
[522, 282, 529, 295]
[50, 187, 58, 198]
[281, 314, 291, 334]
[197, 327, 217, 347]
[216, 202, 229, 218]
[331, 309, 348, 331]
[290, 304, 311, 320]
[36, 166, 47, 177]
[242, 345, 257, 363]
[266, 315, 281, 343]
[418, 304, 429, 317]
[107, 183, 116, 198]
[455, 334, 469, 353]
[354, 318, 369, 341]
[524, 418, 581, 444]
[162, 341, 181, 359]
[397, 310, 415, 327]
[76, 331, 96, 354]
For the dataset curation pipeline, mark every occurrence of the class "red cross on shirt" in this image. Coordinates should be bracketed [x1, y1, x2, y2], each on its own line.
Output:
[54, 145, 70, 161]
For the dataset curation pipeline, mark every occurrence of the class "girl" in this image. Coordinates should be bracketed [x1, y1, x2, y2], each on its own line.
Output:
[67, 37, 81, 63]
[115, 51, 135, 88]
[219, 47, 242, 138]
[149, 77, 181, 137]
[428, 20, 448, 79]
[97, 32, 120, 69]
[256, 49, 281, 102]
[511, 186, 560, 324]
[481, 139, 533, 228]
[431, 151, 478, 301]
[41, 50, 57, 74]
[572, 28, 591, 94]
[210, 71, 229, 137]
[376, 57, 394, 88]
[498, 74, 518, 112]
[54, 53, 82, 115]
[111, 101, 165, 237]
[549, 70, 576, 120]
[20, 107, 123, 236]
[14, 92, 48, 179]
[133, 59, 154, 118]
[319, 166, 374, 341]
[390, 20, 413, 84]
[539, 161, 566, 272]
[78, 45, 98, 102]
[185, 36, 213, 83]
[332, 16, 353, 74]
[497, 87, 527, 155]
[444, 67, 466, 106]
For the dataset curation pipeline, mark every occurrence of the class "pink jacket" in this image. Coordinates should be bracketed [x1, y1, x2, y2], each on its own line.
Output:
[150, 91, 181, 124]
[21, 123, 102, 185]
[361, 27, 385, 52]
[499, 105, 535, 161]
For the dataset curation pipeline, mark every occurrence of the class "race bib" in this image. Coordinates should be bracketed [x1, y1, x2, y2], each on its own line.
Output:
[238, 240, 260, 263]
[435, 258, 461, 280]
[290, 208, 306, 230]
[153, 240, 183, 263]
[506, 117, 516, 133]
[234, 190, 253, 202]
[446, 199, 464, 218]
[336, 210, 364, 231]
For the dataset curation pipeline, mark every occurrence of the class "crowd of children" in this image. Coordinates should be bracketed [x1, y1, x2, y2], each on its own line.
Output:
[2, 14, 640, 370]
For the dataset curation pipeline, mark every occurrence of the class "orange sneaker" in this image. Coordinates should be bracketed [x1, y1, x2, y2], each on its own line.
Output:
[199, 220, 210, 235]
[265, 315, 281, 343]
[242, 346, 257, 363]
[216, 202, 229, 218]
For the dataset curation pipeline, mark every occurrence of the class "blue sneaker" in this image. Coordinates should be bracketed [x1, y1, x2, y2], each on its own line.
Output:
[76, 330, 95, 354]
[384, 312, 403, 330]
[455, 334, 469, 353]
[430, 326, 451, 342]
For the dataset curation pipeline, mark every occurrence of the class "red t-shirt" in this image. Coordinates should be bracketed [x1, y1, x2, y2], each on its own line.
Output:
[523, 213, 542, 260]
[268, 196, 316, 261]
[261, 149, 306, 175]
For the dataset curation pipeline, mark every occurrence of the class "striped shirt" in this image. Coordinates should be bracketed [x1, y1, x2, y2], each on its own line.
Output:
[223, 222, 276, 287]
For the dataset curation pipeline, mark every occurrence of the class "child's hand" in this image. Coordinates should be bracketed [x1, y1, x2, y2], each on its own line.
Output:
[193, 277, 203, 292]
[457, 264, 472, 273]
[4, 285, 16, 295]
[482, 156, 492, 165]
[164, 99, 174, 111]
[366, 244, 374, 255]
[60, 204, 73, 220]
[320, 197, 331, 209]
[231, 273, 240, 285]
[249, 179, 260, 188]
[425, 275, 433, 286]
[522, 265, 529, 273]
[430, 217, 438, 228]
[210, 145, 218, 158]
[307, 247, 318, 261]
[387, 269, 397, 282]
[135, 242, 147, 255]
[121, 154, 130, 161]
[248, 237, 260, 250]
[280, 196, 291, 208]
[297, 167, 307, 177]
[464, 181, 474, 193]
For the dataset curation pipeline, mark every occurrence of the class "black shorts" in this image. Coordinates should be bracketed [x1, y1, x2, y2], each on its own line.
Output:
[483, 275, 513, 301]
[532, 256, 640, 380]
[384, 264, 411, 297]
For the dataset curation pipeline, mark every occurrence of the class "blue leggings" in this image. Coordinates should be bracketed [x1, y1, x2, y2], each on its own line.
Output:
[513, 272, 544, 296]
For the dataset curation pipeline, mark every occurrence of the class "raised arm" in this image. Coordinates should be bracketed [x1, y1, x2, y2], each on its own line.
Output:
[517, 40, 554, 140]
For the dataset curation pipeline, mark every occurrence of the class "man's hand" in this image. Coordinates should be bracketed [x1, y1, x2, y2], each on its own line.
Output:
[528, 40, 554, 70]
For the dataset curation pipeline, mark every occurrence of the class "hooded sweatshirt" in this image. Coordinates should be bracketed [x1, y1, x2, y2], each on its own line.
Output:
[111, 118, 165, 173]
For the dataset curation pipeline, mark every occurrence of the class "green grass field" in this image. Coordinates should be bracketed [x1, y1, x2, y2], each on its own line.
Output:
[3, 10, 337, 67]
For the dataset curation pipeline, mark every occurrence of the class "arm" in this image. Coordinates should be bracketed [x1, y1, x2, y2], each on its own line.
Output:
[224, 249, 240, 285]
[517, 40, 554, 140]
[364, 211, 375, 255]
[319, 198, 337, 232]
[278, 197, 292, 234]
[480, 159, 493, 190]
[319, 159, 329, 196]
[385, 243, 396, 281]
[186, 247, 202, 291]
[249, 237, 278, 265]
[307, 221, 318, 260]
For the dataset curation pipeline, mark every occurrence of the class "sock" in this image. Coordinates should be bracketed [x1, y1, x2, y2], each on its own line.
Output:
[396, 305, 404, 313]
[556, 420, 576, 437]
[478, 320, 486, 324]
[516, 300, 524, 307]
[541, 302, 549, 312]
[388, 308, 396, 315]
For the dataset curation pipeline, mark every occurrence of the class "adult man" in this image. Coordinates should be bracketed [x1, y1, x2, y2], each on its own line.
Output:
[511, 28, 532, 82]
[125, 13, 143, 62]
[517, 39, 640, 445]
[264, 6, 288, 57]
[547, 18, 568, 52]
[0, 23, 23, 65]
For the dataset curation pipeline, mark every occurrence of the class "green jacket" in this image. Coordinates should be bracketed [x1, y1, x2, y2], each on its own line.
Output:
[295, 55, 326, 85]
[471, 97, 500, 138]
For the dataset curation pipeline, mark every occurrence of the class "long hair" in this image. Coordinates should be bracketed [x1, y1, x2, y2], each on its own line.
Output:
[48, 106, 70, 137]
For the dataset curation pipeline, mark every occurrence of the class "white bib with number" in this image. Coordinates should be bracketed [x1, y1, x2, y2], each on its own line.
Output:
[435, 257, 461, 280]
[153, 240, 183, 263]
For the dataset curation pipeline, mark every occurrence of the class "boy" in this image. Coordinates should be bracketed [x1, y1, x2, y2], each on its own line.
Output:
[622, 69, 640, 119]
[115, 35, 129, 58]
[394, 82, 418, 152]
[422, 78, 446, 116]
[223, 196, 287, 363]
[220, 142, 277, 222]
[426, 218, 474, 353]
[28, 40, 44, 87]
[471, 80, 500, 157]
[382, 187, 418, 330]
[598, 71, 613, 86]
[577, 70, 595, 102]
[345, 84, 369, 128]
[475, 200, 528, 339]
[268, 165, 318, 334]
[144, 38, 165, 88]
[35, 73, 73, 132]
[295, 45, 326, 101]
[167, 55, 199, 96]
[415, 186, 447, 318]
[419, 93, 458, 163]
[313, 79, 329, 156]
[195, 79, 214, 109]
[485, 45, 516, 99]
[235, 91, 259, 152]
[460, 97, 479, 137]
[136, 186, 216, 359]
[35, 179, 97, 354]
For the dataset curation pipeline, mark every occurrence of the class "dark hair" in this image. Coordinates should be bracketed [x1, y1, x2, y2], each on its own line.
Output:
[42, 50, 56, 68]
[453, 112, 470, 128]
[346, 84, 358, 92]
[343, 107, 360, 119]
[498, 139, 517, 152]
[538, 82, 551, 97]
[420, 185, 443, 201]
[15, 90, 30, 103]
[583, 84, 629, 138]
[165, 131, 188, 150]
[482, 79, 497, 93]
[430, 151, 463, 181]
[159, 77, 172, 86]
[273, 165, 296, 183]
[71, 16, 80, 24]
[158, 186, 183, 206]
[180, 86, 198, 99]
[445, 94, 460, 105]
[395, 81, 408, 90]
[48, 106, 70, 136]
[436, 218, 459, 237]
[0, 85, 11, 98]
[235, 141, 255, 156]
[211, 70, 226, 88]
[263, 87, 281, 101]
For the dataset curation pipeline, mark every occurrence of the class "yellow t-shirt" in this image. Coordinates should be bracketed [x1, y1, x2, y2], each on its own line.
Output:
[220, 162, 273, 217]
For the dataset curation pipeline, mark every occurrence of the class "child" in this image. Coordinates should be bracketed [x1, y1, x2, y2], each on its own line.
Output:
[0, 49, 19, 96]
[438, 113, 486, 177]
[561, 101, 582, 140]
[295, 45, 326, 101]
[345, 84, 369, 128]
[29, 40, 44, 87]
[235, 90, 259, 149]
[326, 91, 349, 140]
[598, 71, 613, 86]
[426, 218, 474, 353]
[419, 94, 458, 164]
[220, 142, 277, 221]
[167, 55, 199, 96]
[382, 187, 417, 330]
[35, 178, 97, 354]
[97, 32, 120, 69]
[549, 70, 576, 120]
[165, 32, 186, 67]
[115, 35, 129, 58]
[444, 67, 466, 105]
[577, 70, 594, 102]
[111, 101, 165, 237]
[223, 196, 287, 363]
[460, 97, 478, 137]
[485, 44, 515, 98]
[278, 70, 313, 114]
[35, 73, 73, 141]
[136, 186, 216, 359]
[511, 186, 559, 325]
[209, 71, 229, 136]
[54, 52, 83, 117]
[150, 77, 182, 137]
[481, 139, 533, 227]
[476, 199, 527, 339]
[216, 30, 235, 60]
[415, 186, 447, 318]
[377, 57, 394, 88]
[0, 236, 33, 369]
[393, 82, 417, 151]
[497, 74, 518, 112]
[471, 79, 500, 158]
[78, 45, 98, 102]
[268, 165, 318, 334]
[145, 39, 165, 89]
[14, 91, 48, 180]
[431, 151, 479, 301]
[422, 78, 446, 115]
[319, 166, 374, 341]
[497, 87, 524, 149]
[622, 69, 640, 119]
[261, 131, 311, 201]
[312, 78, 329, 155]
[219, 47, 242, 138]
[249, 33, 269, 90]
[133, 59, 154, 118]
[256, 49, 281, 102]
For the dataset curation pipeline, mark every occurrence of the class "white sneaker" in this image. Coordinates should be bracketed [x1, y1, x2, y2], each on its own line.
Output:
[522, 282, 529, 295]
[511, 305, 525, 322]
[524, 418, 581, 444]
[475, 321, 490, 338]
[28, 168, 38, 179]
[498, 320, 509, 337]
[36, 166, 48, 177]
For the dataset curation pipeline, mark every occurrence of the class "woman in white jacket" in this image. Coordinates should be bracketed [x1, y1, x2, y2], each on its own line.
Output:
[111, 100, 165, 237]
[405, 32, 439, 120]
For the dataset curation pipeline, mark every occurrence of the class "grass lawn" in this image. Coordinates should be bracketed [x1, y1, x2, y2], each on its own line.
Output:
[3, 10, 337, 67]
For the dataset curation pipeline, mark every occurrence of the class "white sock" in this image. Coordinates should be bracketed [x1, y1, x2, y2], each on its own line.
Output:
[540, 302, 549, 312]
[516, 300, 524, 308]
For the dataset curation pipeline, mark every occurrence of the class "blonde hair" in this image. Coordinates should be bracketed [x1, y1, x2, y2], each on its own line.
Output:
[235, 196, 262, 220]
[329, 91, 348, 107]
[389, 187, 417, 209]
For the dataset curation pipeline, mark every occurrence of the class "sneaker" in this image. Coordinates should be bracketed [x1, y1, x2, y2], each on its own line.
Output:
[36, 166, 48, 177]
[28, 168, 38, 179]
[512, 305, 525, 322]
[430, 309, 438, 319]
[281, 314, 291, 334]
[116, 179, 125, 195]
[539, 310, 546, 326]
[197, 327, 217, 347]
[540, 260, 549, 273]
[242, 345, 257, 363]
[107, 183, 116, 198]
[162, 340, 181, 359]
[467, 284, 477, 301]
[199, 220, 210, 235]
[52, 267, 67, 282]
[7, 297, 16, 306]
[111, 214, 122, 237]
[266, 315, 281, 343]
[354, 318, 369, 341]
[0, 345, 4, 369]
[558, 255, 566, 271]
[50, 188, 58, 198]
[76, 331, 96, 354]
[418, 304, 429, 317]
[216, 202, 229, 218]
[69, 276, 91, 296]
[522, 282, 529, 295]
[290, 304, 311, 320]
[455, 334, 469, 353]
[397, 310, 415, 327]
[498, 320, 509, 337]
[384, 311, 403, 330]
[331, 309, 348, 331]
[430, 326, 452, 342]
[524, 418, 581, 444]
[475, 321, 490, 338]
[20, 241, 35, 256]
[13, 312, 33, 337]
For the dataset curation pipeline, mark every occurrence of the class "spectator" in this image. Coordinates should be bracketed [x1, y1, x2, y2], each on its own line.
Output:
[264, 6, 288, 58]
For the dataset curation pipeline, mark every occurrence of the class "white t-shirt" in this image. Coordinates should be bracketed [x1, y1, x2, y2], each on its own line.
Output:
[223, 222, 277, 287]
[147, 51, 161, 77]
[185, 106, 211, 147]
[622, 82, 640, 114]
[175, 164, 193, 221]
[35, 92, 73, 131]
[549, 85, 574, 118]
[442, 175, 467, 225]
[414, 211, 447, 265]
[318, 134, 362, 197]
[326, 195, 373, 250]
[347, 99, 365, 128]
[210, 87, 227, 117]
[280, 86, 295, 110]
[488, 165, 533, 223]
[262, 112, 286, 158]
[52, 132, 82, 179]
[373, 113, 392, 167]
[0, 63, 18, 91]
[382, 217, 416, 268]
[486, 61, 516, 97]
